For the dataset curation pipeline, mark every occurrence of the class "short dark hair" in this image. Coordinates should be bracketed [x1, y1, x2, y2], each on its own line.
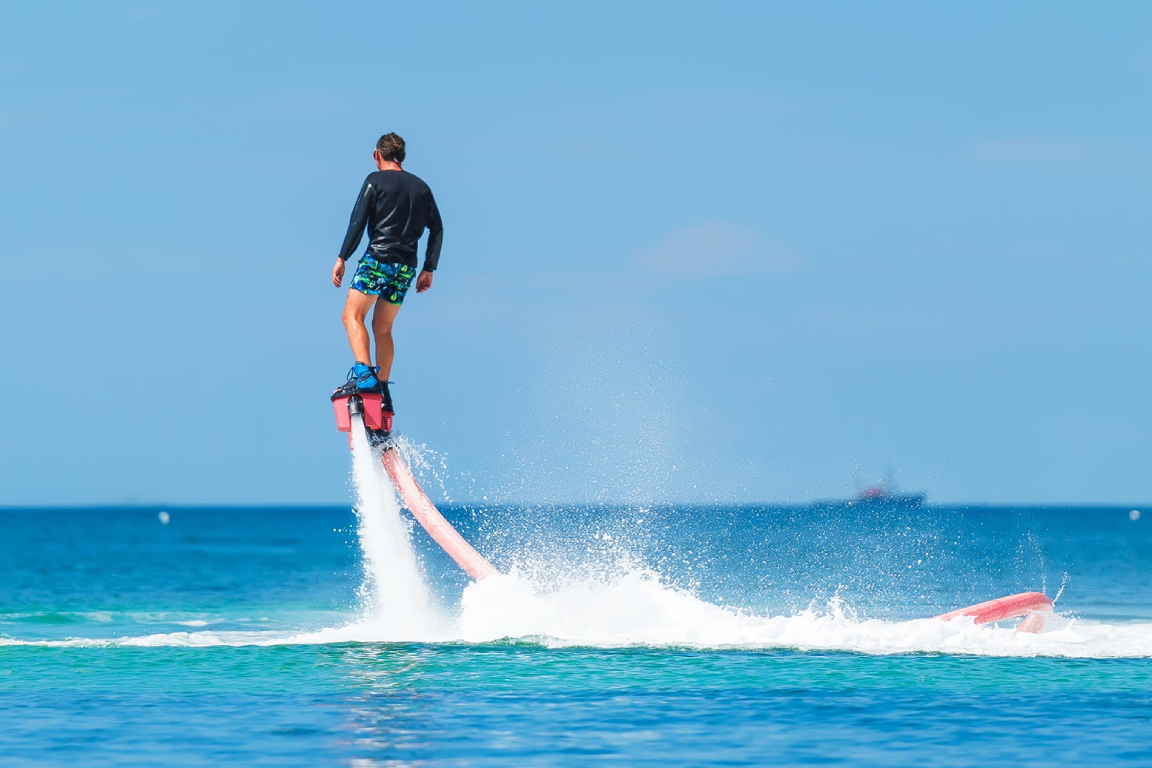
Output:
[375, 133, 406, 163]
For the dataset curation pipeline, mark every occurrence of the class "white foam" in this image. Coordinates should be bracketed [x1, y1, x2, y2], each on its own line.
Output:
[451, 569, 1152, 658]
[346, 414, 444, 639]
[5, 567, 1151, 658]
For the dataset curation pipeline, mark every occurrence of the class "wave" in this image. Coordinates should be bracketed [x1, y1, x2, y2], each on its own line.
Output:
[2, 569, 1150, 658]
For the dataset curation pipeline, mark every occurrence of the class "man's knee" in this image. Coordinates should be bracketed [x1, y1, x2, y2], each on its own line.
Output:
[372, 311, 397, 334]
[342, 307, 367, 330]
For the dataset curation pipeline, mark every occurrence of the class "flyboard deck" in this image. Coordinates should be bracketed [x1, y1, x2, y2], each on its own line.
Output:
[331, 392, 1053, 626]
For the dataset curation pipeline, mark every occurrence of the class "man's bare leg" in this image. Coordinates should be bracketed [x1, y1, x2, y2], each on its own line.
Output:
[342, 289, 379, 365]
[371, 300, 402, 380]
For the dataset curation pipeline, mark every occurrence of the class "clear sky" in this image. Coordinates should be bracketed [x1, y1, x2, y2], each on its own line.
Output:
[1, 2, 1148, 506]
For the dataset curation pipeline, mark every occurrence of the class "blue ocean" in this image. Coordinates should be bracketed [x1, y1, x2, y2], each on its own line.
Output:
[2, 444, 1150, 766]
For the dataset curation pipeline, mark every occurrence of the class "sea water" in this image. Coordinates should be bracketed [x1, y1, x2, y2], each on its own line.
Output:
[1, 447, 1150, 764]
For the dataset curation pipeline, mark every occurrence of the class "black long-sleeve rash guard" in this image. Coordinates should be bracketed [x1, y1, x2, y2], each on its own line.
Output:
[335, 169, 444, 271]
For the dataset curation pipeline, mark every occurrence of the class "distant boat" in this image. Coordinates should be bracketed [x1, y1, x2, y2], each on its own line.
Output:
[812, 477, 927, 508]
[852, 485, 926, 507]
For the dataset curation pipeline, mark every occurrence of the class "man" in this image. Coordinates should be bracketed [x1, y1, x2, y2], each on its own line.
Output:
[330, 133, 443, 424]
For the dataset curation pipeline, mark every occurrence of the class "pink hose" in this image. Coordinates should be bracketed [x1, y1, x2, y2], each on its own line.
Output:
[381, 449, 499, 581]
[935, 591, 1054, 633]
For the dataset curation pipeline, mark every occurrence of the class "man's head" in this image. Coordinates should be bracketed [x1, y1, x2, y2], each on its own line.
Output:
[374, 133, 406, 167]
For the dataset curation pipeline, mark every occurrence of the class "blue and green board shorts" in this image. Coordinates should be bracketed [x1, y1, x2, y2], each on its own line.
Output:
[350, 256, 417, 305]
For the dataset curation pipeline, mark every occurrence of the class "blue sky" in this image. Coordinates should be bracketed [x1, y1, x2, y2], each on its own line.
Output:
[1, 2, 1149, 505]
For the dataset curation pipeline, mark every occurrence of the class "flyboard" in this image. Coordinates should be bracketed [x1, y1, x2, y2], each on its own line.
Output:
[330, 390, 1052, 630]
[332, 390, 498, 581]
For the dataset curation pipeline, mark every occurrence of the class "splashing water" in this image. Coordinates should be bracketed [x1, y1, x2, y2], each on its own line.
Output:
[344, 414, 440, 639]
[5, 439, 1148, 658]
[291, 440, 1152, 657]
[336, 442, 1152, 656]
[7, 567, 1152, 658]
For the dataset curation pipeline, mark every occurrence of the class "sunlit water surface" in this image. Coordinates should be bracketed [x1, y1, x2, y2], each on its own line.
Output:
[2, 495, 1150, 766]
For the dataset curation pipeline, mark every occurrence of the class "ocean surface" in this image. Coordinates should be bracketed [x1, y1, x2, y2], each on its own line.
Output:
[2, 443, 1150, 765]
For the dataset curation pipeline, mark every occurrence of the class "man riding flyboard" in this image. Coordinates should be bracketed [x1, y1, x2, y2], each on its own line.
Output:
[330, 133, 444, 446]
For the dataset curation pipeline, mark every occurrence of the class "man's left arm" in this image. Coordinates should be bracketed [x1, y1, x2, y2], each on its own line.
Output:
[417, 193, 444, 293]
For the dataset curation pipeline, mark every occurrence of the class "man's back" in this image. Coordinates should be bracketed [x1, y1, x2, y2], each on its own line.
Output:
[337, 169, 443, 271]
[330, 132, 442, 414]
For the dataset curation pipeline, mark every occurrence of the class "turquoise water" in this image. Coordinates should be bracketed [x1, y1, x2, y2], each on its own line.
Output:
[2, 485, 1151, 764]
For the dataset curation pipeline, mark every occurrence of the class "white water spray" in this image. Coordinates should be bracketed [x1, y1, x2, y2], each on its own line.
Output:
[13, 429, 1146, 657]
[346, 414, 439, 638]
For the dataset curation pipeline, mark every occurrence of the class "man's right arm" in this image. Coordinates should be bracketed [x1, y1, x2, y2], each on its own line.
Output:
[335, 177, 375, 263]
